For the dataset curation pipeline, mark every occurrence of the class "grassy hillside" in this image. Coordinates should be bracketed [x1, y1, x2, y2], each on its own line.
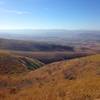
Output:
[0, 52, 44, 75]
[0, 54, 100, 100]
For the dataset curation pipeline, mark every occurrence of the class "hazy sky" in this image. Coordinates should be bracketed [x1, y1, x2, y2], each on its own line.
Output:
[0, 0, 100, 30]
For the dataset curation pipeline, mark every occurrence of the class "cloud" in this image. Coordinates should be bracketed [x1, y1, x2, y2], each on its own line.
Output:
[0, 8, 31, 15]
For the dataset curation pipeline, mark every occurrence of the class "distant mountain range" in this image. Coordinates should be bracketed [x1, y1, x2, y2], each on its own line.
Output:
[0, 38, 74, 51]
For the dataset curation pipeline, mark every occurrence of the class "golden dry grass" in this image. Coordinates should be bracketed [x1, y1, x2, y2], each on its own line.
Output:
[0, 54, 100, 100]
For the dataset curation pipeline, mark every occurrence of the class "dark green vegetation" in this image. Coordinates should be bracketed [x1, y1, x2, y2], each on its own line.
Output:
[19, 57, 44, 70]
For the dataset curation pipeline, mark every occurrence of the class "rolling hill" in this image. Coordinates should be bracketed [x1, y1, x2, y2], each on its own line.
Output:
[0, 54, 100, 100]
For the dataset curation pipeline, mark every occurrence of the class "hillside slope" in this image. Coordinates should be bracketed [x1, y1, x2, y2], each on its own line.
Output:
[0, 54, 100, 100]
[0, 53, 44, 75]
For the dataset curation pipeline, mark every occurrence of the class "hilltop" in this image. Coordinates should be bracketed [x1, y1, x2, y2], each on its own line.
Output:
[0, 54, 100, 100]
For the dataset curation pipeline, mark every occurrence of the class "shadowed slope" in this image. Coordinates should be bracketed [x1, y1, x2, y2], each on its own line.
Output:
[0, 53, 44, 75]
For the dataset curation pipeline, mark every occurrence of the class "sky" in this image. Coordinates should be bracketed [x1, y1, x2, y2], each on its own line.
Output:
[0, 0, 100, 30]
